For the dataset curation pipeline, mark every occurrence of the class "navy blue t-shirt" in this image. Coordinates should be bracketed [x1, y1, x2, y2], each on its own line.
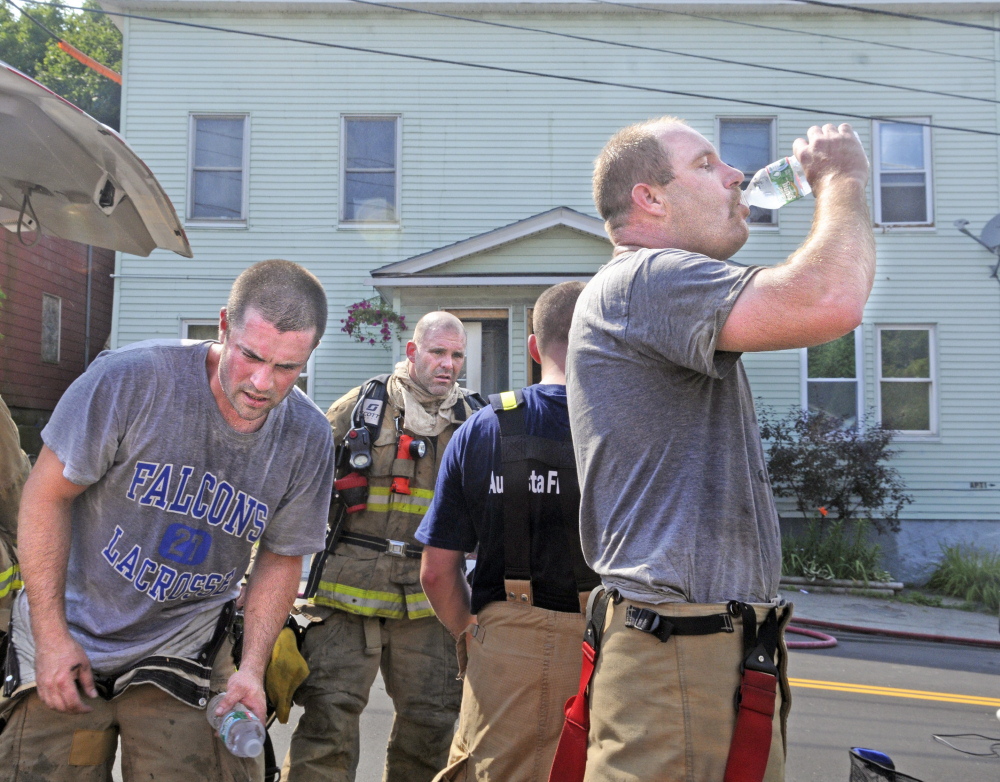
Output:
[416, 384, 598, 614]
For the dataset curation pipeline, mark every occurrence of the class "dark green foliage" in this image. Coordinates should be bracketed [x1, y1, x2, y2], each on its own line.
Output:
[781, 519, 891, 583]
[1, 1, 121, 128]
[758, 406, 912, 534]
[807, 332, 855, 379]
[927, 544, 1000, 611]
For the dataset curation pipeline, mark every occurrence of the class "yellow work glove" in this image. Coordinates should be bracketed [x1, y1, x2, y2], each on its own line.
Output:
[264, 626, 309, 723]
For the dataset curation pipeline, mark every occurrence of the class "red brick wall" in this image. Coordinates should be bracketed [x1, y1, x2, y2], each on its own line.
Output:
[0, 230, 115, 410]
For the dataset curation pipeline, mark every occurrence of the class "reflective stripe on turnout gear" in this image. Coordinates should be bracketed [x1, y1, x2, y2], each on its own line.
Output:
[365, 485, 434, 516]
[314, 581, 435, 620]
[0, 563, 21, 599]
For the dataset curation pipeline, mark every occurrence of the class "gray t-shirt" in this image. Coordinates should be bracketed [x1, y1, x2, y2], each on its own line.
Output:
[566, 248, 780, 605]
[26, 339, 333, 673]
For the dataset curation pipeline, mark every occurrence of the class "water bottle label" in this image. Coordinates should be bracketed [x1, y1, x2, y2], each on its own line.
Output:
[764, 158, 805, 203]
[219, 709, 255, 743]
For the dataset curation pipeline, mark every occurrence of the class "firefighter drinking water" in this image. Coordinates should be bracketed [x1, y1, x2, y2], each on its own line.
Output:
[565, 119, 875, 782]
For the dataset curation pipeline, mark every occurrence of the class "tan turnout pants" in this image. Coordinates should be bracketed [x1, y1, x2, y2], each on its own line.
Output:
[283, 610, 461, 782]
[0, 640, 262, 782]
[584, 597, 792, 782]
[434, 600, 586, 782]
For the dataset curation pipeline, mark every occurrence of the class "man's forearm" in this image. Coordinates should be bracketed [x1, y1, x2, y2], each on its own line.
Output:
[18, 449, 99, 712]
[19, 496, 71, 642]
[18, 451, 82, 645]
[421, 547, 474, 637]
[240, 549, 302, 679]
[788, 177, 876, 320]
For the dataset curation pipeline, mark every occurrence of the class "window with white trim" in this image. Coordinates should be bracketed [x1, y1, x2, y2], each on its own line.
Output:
[877, 326, 936, 434]
[802, 330, 862, 427]
[188, 114, 248, 223]
[341, 116, 400, 224]
[182, 319, 313, 397]
[182, 320, 218, 342]
[873, 119, 932, 226]
[718, 117, 776, 226]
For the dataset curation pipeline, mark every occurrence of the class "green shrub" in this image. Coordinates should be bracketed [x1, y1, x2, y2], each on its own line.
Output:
[759, 406, 912, 534]
[927, 545, 1000, 611]
[782, 519, 892, 583]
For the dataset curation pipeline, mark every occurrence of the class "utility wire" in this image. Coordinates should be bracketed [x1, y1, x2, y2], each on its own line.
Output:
[343, 0, 1000, 106]
[789, 0, 1000, 33]
[10, 0, 62, 40]
[16, 0, 1000, 138]
[588, 0, 999, 64]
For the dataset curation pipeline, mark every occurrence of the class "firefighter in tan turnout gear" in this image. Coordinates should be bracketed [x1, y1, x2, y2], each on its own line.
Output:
[285, 311, 484, 782]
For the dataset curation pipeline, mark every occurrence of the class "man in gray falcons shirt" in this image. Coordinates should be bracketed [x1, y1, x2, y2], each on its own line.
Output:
[566, 120, 875, 782]
[1, 259, 334, 782]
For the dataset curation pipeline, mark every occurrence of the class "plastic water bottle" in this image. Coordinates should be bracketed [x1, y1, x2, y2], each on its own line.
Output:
[741, 156, 811, 209]
[206, 693, 265, 758]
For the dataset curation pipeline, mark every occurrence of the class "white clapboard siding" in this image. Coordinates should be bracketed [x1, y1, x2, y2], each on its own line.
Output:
[114, 0, 1000, 521]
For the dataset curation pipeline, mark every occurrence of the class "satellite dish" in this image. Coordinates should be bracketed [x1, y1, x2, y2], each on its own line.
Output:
[981, 214, 1000, 251]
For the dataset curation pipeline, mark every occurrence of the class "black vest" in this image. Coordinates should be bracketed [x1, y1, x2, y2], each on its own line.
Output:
[469, 389, 598, 614]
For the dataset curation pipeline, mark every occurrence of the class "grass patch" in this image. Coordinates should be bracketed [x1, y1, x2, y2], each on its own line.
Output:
[894, 590, 943, 608]
[926, 544, 1000, 612]
[782, 519, 892, 583]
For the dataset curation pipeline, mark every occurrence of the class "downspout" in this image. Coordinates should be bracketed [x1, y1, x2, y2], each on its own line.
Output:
[84, 244, 93, 368]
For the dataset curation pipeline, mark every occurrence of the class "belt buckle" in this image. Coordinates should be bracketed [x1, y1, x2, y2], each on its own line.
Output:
[386, 539, 407, 558]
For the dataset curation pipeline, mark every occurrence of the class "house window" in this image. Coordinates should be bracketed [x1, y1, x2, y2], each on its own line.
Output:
[873, 119, 932, 226]
[183, 320, 218, 342]
[802, 330, 861, 427]
[341, 116, 399, 224]
[448, 309, 509, 397]
[183, 319, 313, 396]
[877, 326, 936, 434]
[41, 293, 61, 364]
[718, 118, 775, 226]
[188, 114, 248, 223]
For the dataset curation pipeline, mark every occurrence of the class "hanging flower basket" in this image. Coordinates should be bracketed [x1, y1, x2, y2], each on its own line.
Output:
[341, 297, 406, 351]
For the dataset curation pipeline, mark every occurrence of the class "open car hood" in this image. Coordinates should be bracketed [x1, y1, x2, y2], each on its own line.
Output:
[0, 62, 192, 257]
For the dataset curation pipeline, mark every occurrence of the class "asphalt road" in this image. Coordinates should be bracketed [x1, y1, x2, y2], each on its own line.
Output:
[786, 634, 1000, 782]
[117, 633, 1000, 781]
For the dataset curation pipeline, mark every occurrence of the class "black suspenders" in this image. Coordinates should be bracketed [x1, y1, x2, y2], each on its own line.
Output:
[489, 390, 580, 606]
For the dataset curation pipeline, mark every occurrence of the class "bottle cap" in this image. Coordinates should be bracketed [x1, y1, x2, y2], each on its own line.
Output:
[243, 738, 264, 757]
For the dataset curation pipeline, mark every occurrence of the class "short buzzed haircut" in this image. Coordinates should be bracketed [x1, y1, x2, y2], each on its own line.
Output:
[412, 311, 466, 346]
[593, 116, 685, 234]
[227, 259, 328, 342]
[533, 281, 585, 352]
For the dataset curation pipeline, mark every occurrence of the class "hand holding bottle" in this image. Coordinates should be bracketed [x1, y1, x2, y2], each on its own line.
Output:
[206, 692, 266, 757]
[793, 124, 869, 197]
[742, 124, 867, 210]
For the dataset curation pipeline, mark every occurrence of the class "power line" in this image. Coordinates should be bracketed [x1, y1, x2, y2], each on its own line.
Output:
[588, 0, 999, 64]
[789, 0, 1000, 32]
[343, 0, 1000, 106]
[16, 0, 1000, 138]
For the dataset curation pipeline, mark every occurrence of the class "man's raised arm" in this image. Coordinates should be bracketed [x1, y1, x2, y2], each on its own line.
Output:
[719, 123, 876, 353]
